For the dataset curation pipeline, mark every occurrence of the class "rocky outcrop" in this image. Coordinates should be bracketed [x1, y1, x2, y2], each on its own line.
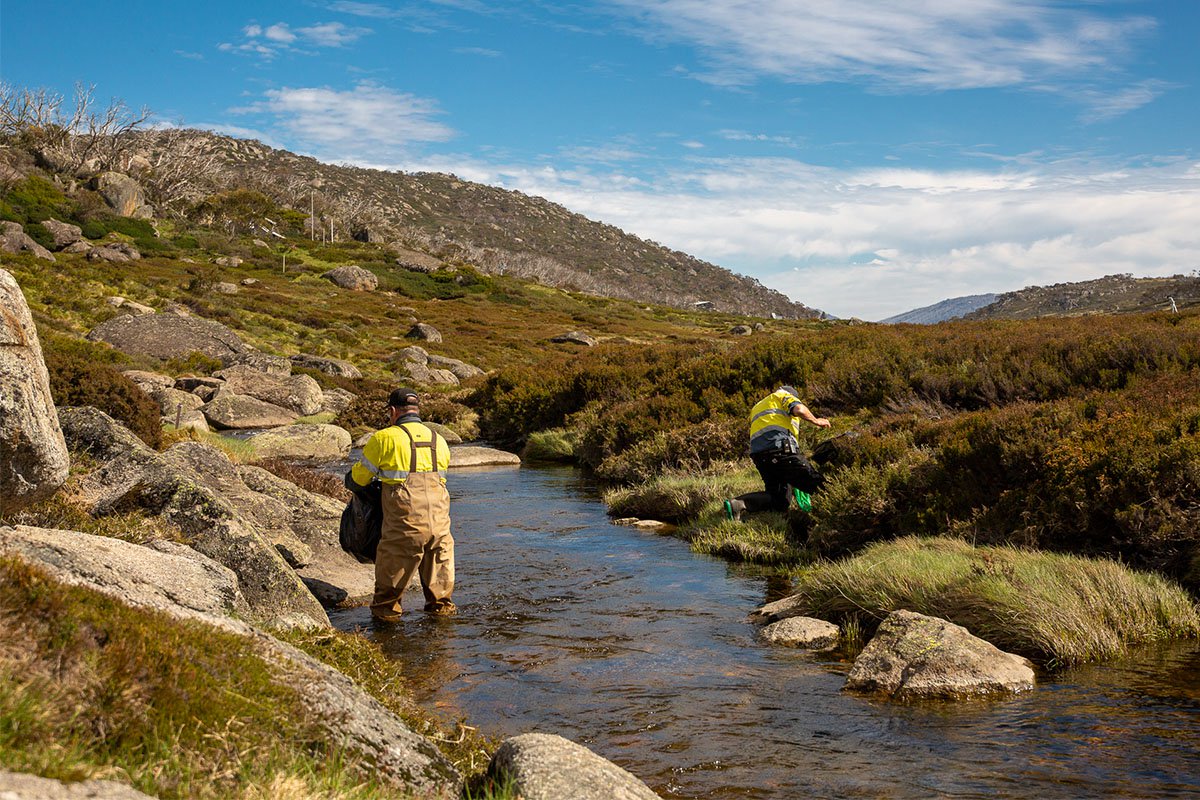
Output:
[159, 442, 315, 569]
[729, 325, 753, 336]
[201, 392, 299, 429]
[122, 369, 175, 391]
[450, 446, 521, 467]
[88, 312, 245, 361]
[106, 295, 155, 315]
[153, 386, 210, 433]
[90, 171, 152, 217]
[40, 218, 83, 250]
[428, 353, 485, 380]
[0, 526, 460, 798]
[399, 359, 459, 386]
[0, 770, 156, 799]
[551, 330, 596, 347]
[291, 352, 363, 379]
[147, 385, 205, 417]
[0, 221, 55, 261]
[321, 387, 357, 416]
[759, 616, 840, 650]
[214, 364, 324, 415]
[239, 467, 372, 608]
[490, 733, 659, 800]
[844, 610, 1036, 700]
[87, 242, 142, 262]
[0, 525, 251, 620]
[424, 420, 462, 444]
[322, 265, 378, 291]
[243, 423, 352, 461]
[406, 322, 442, 343]
[0, 269, 69, 513]
[56, 407, 328, 629]
[223, 349, 293, 375]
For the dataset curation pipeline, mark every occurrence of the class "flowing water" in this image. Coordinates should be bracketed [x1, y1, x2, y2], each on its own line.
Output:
[329, 464, 1200, 799]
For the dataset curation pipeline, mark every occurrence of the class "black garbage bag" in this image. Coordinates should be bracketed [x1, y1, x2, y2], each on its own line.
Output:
[340, 480, 382, 564]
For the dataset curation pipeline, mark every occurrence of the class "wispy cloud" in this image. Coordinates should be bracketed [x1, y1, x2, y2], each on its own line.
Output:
[718, 130, 798, 147]
[605, 0, 1157, 96]
[233, 83, 456, 160]
[1074, 79, 1172, 123]
[219, 20, 371, 57]
[455, 46, 502, 58]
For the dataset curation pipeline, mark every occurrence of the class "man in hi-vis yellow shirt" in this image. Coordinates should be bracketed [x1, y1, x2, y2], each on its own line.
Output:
[347, 388, 455, 622]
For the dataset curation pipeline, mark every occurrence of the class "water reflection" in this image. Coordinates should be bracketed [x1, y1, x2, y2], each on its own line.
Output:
[331, 465, 1200, 799]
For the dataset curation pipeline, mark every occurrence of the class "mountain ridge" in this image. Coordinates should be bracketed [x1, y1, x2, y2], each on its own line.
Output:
[128, 129, 821, 320]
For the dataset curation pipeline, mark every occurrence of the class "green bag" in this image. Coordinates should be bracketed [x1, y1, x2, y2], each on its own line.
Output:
[792, 488, 812, 513]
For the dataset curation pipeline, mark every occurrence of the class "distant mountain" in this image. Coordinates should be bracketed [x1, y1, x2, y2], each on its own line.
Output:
[126, 130, 821, 320]
[882, 294, 998, 324]
[963, 274, 1199, 320]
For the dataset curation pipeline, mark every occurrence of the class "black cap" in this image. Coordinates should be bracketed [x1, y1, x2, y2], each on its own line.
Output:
[388, 387, 419, 408]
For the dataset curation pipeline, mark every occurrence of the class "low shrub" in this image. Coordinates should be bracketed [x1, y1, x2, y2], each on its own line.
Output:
[42, 336, 162, 448]
[22, 221, 54, 250]
[162, 351, 223, 376]
[1, 175, 77, 225]
[252, 458, 349, 502]
[806, 446, 937, 557]
[591, 417, 743, 484]
[784, 536, 1200, 666]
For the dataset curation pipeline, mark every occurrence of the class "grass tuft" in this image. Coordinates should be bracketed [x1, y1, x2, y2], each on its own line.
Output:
[521, 428, 577, 463]
[784, 536, 1200, 666]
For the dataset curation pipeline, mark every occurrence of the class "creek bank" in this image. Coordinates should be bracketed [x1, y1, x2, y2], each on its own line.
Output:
[4, 263, 657, 796]
[0, 525, 462, 798]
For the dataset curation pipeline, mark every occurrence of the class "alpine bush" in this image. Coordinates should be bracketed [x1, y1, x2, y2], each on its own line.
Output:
[42, 336, 162, 448]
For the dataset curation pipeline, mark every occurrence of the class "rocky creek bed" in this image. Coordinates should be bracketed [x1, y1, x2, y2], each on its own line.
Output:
[334, 464, 1200, 800]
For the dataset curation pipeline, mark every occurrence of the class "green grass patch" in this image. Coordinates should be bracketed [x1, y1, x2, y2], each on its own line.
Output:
[602, 461, 758, 523]
[682, 512, 808, 566]
[783, 536, 1200, 667]
[294, 412, 337, 425]
[521, 428, 577, 462]
[162, 428, 259, 463]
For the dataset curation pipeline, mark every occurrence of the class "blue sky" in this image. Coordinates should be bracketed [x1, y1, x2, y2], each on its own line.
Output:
[3, 1, 1198, 319]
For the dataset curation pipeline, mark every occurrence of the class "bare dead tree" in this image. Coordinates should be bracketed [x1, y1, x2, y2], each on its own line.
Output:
[0, 82, 150, 174]
[132, 128, 227, 217]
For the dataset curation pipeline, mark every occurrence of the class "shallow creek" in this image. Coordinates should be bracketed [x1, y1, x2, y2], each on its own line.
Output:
[329, 464, 1200, 799]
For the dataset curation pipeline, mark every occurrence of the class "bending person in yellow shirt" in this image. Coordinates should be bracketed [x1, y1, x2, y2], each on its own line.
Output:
[347, 387, 456, 622]
[724, 385, 831, 524]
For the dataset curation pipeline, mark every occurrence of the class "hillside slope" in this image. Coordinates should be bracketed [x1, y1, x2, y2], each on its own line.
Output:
[882, 293, 998, 324]
[128, 130, 820, 320]
[964, 274, 1199, 320]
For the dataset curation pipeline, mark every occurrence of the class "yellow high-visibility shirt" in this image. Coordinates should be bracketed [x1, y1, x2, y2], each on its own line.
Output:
[350, 420, 450, 486]
[748, 388, 803, 454]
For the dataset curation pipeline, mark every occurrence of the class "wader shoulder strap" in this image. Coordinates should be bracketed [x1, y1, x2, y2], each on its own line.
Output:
[395, 424, 448, 478]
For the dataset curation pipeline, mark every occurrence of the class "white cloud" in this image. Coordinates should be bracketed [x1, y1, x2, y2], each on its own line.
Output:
[263, 23, 297, 44]
[224, 19, 371, 57]
[605, 0, 1156, 101]
[236, 83, 456, 160]
[298, 21, 369, 47]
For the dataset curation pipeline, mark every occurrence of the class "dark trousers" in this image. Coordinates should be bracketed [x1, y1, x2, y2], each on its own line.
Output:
[736, 450, 824, 514]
